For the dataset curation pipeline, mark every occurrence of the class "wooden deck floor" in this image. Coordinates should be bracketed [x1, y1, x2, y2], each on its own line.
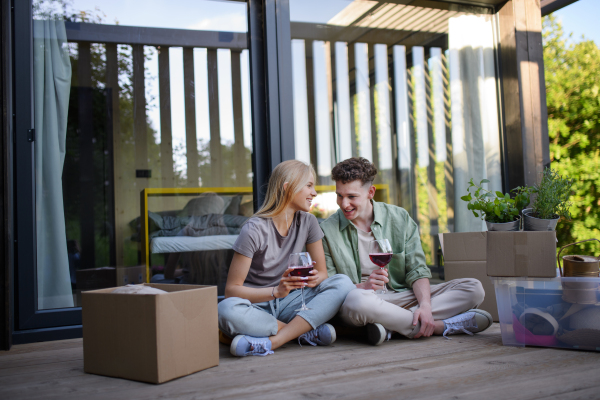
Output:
[1, 324, 600, 400]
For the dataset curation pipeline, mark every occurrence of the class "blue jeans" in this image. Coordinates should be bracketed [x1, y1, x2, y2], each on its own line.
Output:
[218, 274, 355, 338]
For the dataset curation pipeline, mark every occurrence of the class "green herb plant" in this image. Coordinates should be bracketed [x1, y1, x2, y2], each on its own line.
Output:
[530, 168, 574, 220]
[460, 179, 520, 223]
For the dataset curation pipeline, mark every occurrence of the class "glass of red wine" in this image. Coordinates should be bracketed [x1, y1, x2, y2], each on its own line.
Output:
[288, 252, 314, 311]
[368, 239, 393, 294]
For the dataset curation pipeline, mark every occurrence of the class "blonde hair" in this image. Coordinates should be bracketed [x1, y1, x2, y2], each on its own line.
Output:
[254, 160, 316, 219]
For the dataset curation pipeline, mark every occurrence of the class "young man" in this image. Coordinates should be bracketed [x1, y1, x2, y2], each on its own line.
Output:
[320, 157, 492, 345]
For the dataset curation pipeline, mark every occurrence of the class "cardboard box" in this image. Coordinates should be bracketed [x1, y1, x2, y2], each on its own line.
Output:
[83, 283, 218, 384]
[440, 232, 498, 321]
[486, 232, 557, 277]
[116, 265, 146, 286]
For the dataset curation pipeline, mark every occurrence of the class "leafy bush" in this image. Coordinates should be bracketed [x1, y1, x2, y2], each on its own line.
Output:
[530, 168, 573, 220]
[460, 179, 520, 223]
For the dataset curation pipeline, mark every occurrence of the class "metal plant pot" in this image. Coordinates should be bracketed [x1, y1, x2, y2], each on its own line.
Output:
[485, 216, 521, 231]
[523, 208, 559, 231]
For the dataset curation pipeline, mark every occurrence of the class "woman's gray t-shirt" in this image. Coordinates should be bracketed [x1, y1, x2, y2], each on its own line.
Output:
[232, 212, 324, 288]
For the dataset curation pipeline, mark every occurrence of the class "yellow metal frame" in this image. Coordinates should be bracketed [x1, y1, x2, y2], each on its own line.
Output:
[140, 184, 389, 282]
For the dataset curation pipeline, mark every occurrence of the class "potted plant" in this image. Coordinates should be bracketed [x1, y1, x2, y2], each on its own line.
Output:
[523, 168, 573, 231]
[460, 178, 521, 231]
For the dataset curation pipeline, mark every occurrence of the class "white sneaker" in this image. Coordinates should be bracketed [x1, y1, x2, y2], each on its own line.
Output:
[442, 309, 493, 339]
[366, 323, 392, 346]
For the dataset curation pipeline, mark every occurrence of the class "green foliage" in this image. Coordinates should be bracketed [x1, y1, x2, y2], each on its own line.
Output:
[543, 15, 600, 256]
[512, 186, 533, 211]
[460, 179, 519, 223]
[530, 168, 574, 220]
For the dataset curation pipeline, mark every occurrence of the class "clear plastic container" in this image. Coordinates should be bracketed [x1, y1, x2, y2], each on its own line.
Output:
[491, 274, 600, 351]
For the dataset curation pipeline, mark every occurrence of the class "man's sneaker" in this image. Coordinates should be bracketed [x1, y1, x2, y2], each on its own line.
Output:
[298, 323, 336, 346]
[230, 335, 274, 357]
[366, 323, 392, 346]
[442, 309, 493, 339]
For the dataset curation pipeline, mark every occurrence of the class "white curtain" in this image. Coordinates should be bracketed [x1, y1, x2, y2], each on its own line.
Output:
[33, 20, 73, 309]
[448, 15, 502, 232]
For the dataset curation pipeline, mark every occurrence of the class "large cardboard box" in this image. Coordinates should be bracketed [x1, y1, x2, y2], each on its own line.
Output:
[83, 283, 218, 384]
[440, 232, 498, 321]
[486, 231, 556, 277]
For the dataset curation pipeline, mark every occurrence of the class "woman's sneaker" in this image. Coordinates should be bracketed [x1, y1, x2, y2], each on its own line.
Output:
[442, 309, 493, 339]
[298, 323, 336, 346]
[230, 335, 274, 357]
[366, 323, 392, 346]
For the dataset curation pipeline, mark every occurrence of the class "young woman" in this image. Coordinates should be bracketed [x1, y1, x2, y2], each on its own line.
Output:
[218, 160, 355, 357]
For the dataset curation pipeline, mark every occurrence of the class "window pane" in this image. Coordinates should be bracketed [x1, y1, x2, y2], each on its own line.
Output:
[33, 0, 252, 309]
[289, 1, 500, 271]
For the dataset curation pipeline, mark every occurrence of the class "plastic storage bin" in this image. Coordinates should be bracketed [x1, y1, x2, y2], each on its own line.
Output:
[491, 275, 600, 351]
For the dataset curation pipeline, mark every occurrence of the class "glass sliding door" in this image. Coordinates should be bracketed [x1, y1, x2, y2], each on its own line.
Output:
[288, 0, 502, 274]
[15, 0, 254, 331]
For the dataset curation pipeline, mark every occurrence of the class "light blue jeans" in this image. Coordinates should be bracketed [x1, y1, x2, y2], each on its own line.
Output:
[218, 274, 355, 338]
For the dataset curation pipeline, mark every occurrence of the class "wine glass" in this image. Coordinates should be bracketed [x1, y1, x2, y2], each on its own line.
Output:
[288, 252, 313, 311]
[368, 239, 393, 294]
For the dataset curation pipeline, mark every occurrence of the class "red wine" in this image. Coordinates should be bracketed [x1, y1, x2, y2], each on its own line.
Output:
[369, 253, 392, 267]
[289, 266, 313, 277]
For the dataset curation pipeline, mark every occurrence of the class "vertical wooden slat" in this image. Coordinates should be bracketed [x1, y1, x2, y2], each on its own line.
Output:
[158, 46, 174, 189]
[231, 50, 246, 187]
[348, 42, 358, 158]
[443, 51, 455, 232]
[78, 42, 95, 269]
[133, 44, 148, 191]
[407, 66, 419, 221]
[207, 48, 223, 187]
[326, 41, 336, 166]
[106, 43, 123, 266]
[305, 41, 317, 170]
[425, 53, 439, 267]
[183, 48, 198, 187]
[368, 43, 379, 169]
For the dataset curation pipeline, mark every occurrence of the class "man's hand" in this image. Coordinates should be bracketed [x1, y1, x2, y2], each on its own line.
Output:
[412, 303, 435, 338]
[359, 269, 388, 290]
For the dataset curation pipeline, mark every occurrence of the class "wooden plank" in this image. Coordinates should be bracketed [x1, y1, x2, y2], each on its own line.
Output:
[425, 52, 439, 266]
[443, 51, 454, 233]
[65, 22, 247, 50]
[105, 44, 125, 267]
[77, 42, 96, 270]
[323, 41, 334, 185]
[132, 44, 148, 191]
[497, 1, 525, 190]
[348, 42, 358, 158]
[158, 46, 174, 189]
[183, 47, 199, 187]
[3, 326, 600, 400]
[367, 43, 379, 168]
[304, 41, 317, 170]
[231, 50, 246, 187]
[207, 49, 223, 188]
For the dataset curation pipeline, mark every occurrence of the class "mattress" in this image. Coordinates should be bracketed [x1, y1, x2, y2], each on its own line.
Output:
[150, 235, 239, 254]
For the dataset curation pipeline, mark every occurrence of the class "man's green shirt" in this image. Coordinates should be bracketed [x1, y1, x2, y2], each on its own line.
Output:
[320, 200, 431, 292]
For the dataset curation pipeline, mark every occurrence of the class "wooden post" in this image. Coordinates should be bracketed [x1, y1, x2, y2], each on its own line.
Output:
[348, 42, 358, 158]
[158, 46, 174, 189]
[368, 43, 379, 170]
[132, 44, 148, 192]
[305, 40, 317, 171]
[498, 0, 550, 190]
[106, 43, 126, 267]
[231, 50, 246, 187]
[183, 47, 199, 187]
[207, 48, 223, 187]
[443, 51, 455, 233]
[77, 42, 95, 270]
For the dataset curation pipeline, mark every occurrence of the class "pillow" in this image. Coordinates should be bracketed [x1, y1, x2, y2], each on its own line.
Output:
[178, 193, 225, 217]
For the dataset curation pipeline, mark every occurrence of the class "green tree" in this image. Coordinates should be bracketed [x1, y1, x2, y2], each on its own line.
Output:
[544, 15, 600, 256]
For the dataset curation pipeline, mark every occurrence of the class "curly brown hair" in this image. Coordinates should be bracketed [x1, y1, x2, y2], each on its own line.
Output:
[331, 157, 378, 185]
